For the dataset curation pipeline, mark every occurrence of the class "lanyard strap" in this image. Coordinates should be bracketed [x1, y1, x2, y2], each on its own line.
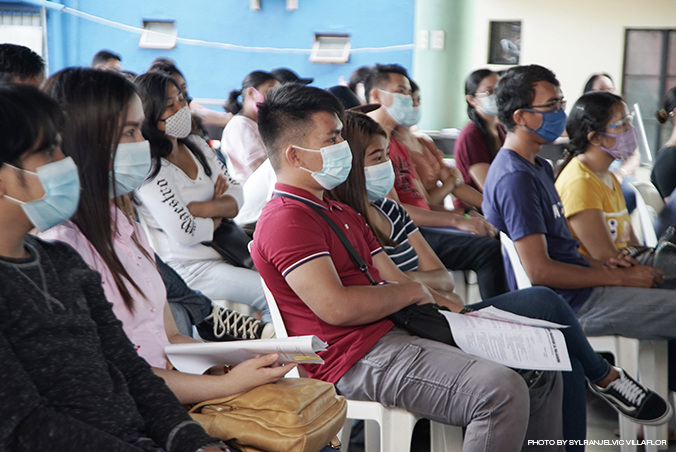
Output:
[274, 193, 378, 285]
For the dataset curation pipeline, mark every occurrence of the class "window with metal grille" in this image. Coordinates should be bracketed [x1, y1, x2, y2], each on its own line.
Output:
[622, 29, 676, 155]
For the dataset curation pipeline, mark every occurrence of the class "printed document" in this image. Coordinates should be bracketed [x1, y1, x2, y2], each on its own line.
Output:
[166, 335, 327, 375]
[441, 307, 572, 371]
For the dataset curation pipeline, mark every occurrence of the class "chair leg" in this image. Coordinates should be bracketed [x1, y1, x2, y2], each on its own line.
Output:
[364, 419, 380, 452]
[616, 337, 639, 452]
[380, 410, 418, 452]
[639, 340, 669, 451]
[338, 419, 353, 452]
[430, 421, 464, 452]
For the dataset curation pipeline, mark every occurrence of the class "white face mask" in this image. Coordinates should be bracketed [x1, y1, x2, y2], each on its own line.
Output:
[109, 140, 151, 197]
[478, 94, 498, 117]
[378, 89, 414, 125]
[4, 157, 81, 232]
[364, 160, 395, 201]
[164, 105, 191, 138]
[296, 141, 353, 190]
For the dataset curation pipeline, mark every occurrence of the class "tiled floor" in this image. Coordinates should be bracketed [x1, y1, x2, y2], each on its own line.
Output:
[349, 387, 676, 451]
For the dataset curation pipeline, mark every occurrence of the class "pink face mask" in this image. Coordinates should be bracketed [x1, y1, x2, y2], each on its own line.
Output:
[600, 127, 638, 160]
[250, 87, 265, 114]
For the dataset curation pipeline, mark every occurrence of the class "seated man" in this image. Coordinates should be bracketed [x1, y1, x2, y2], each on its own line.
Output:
[252, 83, 565, 452]
[366, 64, 508, 299]
[482, 64, 676, 407]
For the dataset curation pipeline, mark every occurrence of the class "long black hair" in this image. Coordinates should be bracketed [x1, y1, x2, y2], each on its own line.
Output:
[134, 71, 212, 181]
[224, 70, 278, 114]
[656, 86, 676, 125]
[44, 67, 147, 311]
[554, 91, 624, 180]
[0, 84, 61, 169]
[583, 73, 613, 95]
[465, 69, 500, 157]
[328, 111, 396, 247]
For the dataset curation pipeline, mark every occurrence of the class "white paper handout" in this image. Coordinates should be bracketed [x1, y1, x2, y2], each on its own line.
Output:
[441, 307, 572, 371]
[166, 335, 328, 375]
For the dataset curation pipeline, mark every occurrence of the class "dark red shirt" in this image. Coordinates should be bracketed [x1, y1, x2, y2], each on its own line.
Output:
[252, 183, 394, 383]
[454, 121, 506, 208]
[389, 138, 430, 210]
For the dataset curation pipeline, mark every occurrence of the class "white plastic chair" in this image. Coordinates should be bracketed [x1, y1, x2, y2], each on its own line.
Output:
[260, 277, 464, 451]
[499, 232, 668, 452]
[629, 181, 663, 247]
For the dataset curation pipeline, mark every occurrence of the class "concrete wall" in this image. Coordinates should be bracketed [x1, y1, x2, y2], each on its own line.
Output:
[39, 0, 415, 105]
[469, 0, 675, 111]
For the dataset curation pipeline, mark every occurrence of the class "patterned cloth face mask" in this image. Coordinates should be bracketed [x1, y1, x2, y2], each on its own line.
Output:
[164, 105, 192, 139]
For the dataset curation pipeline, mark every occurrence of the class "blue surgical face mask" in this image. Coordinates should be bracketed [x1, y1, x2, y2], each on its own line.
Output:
[379, 90, 414, 125]
[523, 108, 567, 143]
[401, 106, 422, 128]
[4, 157, 81, 232]
[109, 140, 151, 197]
[297, 140, 353, 190]
[478, 94, 498, 117]
[364, 160, 395, 201]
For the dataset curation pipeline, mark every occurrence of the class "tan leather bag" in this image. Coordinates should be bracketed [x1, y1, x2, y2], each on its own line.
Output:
[189, 378, 347, 452]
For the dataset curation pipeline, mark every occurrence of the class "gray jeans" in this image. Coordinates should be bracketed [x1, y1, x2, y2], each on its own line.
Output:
[576, 286, 676, 340]
[335, 327, 564, 452]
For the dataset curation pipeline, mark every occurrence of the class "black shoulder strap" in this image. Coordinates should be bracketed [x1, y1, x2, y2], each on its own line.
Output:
[275, 193, 378, 285]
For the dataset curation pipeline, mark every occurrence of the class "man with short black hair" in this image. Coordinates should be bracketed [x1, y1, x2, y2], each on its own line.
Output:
[253, 82, 565, 452]
[92, 50, 122, 71]
[483, 64, 676, 429]
[0, 43, 45, 87]
[366, 63, 509, 299]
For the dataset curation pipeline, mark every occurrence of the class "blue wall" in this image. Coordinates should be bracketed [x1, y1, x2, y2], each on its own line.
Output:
[42, 0, 415, 106]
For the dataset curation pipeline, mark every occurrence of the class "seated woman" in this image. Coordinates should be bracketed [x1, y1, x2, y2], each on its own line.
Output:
[554, 91, 641, 264]
[221, 71, 280, 182]
[40, 68, 286, 406]
[584, 73, 640, 214]
[329, 110, 669, 450]
[132, 71, 270, 323]
[392, 79, 482, 209]
[454, 69, 505, 202]
[651, 86, 676, 200]
[0, 84, 225, 451]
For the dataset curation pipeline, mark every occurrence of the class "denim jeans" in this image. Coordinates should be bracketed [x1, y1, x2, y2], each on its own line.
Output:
[420, 229, 509, 299]
[155, 254, 212, 336]
[470, 287, 611, 452]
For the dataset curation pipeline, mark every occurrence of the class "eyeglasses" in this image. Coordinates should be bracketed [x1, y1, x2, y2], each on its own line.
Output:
[523, 99, 567, 112]
[474, 90, 495, 98]
[607, 113, 635, 131]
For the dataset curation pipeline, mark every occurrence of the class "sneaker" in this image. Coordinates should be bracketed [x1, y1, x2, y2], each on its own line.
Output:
[196, 304, 275, 341]
[589, 367, 672, 425]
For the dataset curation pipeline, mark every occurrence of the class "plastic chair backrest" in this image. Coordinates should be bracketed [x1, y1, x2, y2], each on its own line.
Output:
[629, 182, 659, 247]
[499, 231, 532, 290]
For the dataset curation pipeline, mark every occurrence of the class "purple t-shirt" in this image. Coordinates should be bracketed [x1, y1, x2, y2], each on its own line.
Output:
[482, 148, 592, 312]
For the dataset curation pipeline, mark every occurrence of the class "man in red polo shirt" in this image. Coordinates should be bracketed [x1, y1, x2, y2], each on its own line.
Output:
[365, 64, 509, 299]
[251, 83, 564, 452]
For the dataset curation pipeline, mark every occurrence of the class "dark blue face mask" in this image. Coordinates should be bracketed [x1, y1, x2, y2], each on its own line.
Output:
[522, 108, 567, 143]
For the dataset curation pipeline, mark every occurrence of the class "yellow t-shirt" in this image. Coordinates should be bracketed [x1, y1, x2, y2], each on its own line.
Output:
[555, 157, 631, 257]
